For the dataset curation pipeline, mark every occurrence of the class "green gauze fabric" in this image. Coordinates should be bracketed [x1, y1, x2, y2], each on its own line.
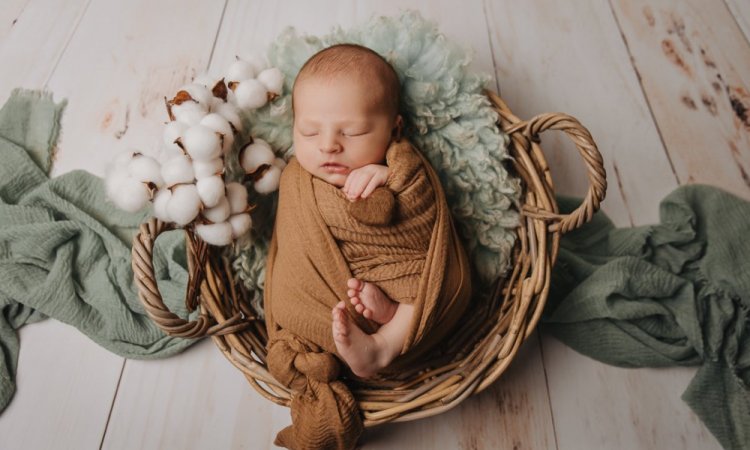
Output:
[0, 89, 200, 414]
[543, 186, 750, 450]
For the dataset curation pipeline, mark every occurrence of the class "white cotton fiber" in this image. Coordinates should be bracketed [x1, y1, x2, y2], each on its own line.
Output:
[195, 221, 234, 246]
[172, 101, 206, 126]
[225, 182, 248, 214]
[202, 195, 230, 223]
[200, 113, 234, 153]
[166, 184, 201, 226]
[179, 83, 213, 107]
[253, 165, 281, 194]
[214, 102, 242, 132]
[229, 213, 252, 238]
[257, 68, 284, 96]
[127, 154, 163, 186]
[227, 59, 257, 82]
[161, 154, 194, 186]
[107, 171, 150, 213]
[182, 124, 221, 161]
[152, 188, 172, 222]
[196, 175, 225, 208]
[240, 138, 275, 174]
[234, 79, 268, 110]
[193, 157, 223, 180]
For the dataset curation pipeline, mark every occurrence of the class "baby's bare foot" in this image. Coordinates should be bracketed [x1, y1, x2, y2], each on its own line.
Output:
[346, 278, 397, 325]
[331, 301, 386, 378]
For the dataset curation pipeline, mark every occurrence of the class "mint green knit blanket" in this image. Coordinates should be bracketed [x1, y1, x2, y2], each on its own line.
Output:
[0, 91, 747, 449]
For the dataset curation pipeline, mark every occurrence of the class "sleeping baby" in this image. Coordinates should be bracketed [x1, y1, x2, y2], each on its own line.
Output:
[264, 43, 472, 382]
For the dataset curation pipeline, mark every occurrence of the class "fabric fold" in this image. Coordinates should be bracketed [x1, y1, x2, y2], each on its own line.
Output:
[544, 185, 750, 450]
[264, 139, 473, 449]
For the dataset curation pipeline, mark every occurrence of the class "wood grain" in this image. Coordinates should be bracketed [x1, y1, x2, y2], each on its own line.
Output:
[611, 0, 750, 199]
[484, 0, 722, 448]
[0, 0, 89, 105]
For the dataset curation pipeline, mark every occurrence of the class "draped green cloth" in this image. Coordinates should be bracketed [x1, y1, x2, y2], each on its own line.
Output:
[545, 189, 750, 450]
[0, 89, 198, 414]
[0, 89, 747, 449]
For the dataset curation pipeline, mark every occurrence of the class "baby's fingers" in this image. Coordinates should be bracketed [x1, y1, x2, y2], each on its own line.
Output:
[361, 177, 381, 199]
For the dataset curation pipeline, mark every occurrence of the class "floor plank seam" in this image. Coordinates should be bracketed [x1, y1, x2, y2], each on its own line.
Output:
[41, 0, 93, 90]
[722, 0, 750, 46]
[99, 358, 128, 450]
[481, 0, 502, 95]
[206, 0, 230, 73]
[537, 331, 561, 450]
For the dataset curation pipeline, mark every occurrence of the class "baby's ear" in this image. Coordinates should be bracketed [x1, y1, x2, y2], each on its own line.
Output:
[392, 115, 404, 141]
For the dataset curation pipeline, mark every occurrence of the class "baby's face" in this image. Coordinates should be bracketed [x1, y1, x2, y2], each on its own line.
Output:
[292, 75, 398, 187]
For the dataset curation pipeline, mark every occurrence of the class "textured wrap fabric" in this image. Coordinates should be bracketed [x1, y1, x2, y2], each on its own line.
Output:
[264, 139, 472, 449]
[544, 186, 750, 450]
[0, 89, 199, 416]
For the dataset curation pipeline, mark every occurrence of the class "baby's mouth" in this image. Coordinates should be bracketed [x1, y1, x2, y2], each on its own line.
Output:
[321, 162, 348, 174]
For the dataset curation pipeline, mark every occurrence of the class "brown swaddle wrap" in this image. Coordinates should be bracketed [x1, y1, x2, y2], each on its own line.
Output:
[264, 139, 472, 450]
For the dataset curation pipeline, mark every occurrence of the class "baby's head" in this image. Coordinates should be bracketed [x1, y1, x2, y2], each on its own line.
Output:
[292, 44, 402, 187]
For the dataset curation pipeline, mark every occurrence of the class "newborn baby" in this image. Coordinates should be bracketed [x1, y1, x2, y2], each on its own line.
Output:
[291, 44, 419, 378]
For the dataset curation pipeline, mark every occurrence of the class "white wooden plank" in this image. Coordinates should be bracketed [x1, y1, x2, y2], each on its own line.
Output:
[108, 1, 557, 448]
[102, 339, 291, 450]
[0, 0, 226, 449]
[46, 0, 225, 178]
[0, 0, 29, 43]
[0, 0, 89, 105]
[0, 2, 123, 450]
[0, 321, 123, 450]
[725, 0, 750, 45]
[611, 0, 750, 200]
[484, 1, 722, 449]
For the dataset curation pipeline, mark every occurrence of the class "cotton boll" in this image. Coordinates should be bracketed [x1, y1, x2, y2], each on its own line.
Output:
[244, 54, 268, 74]
[229, 213, 252, 238]
[202, 195, 230, 223]
[183, 125, 221, 161]
[107, 171, 150, 213]
[193, 72, 218, 88]
[253, 165, 281, 194]
[193, 158, 223, 180]
[161, 154, 195, 187]
[214, 102, 242, 132]
[195, 221, 233, 246]
[227, 59, 257, 82]
[152, 188, 172, 222]
[200, 113, 234, 154]
[257, 68, 284, 96]
[172, 102, 207, 126]
[208, 96, 225, 113]
[127, 154, 163, 186]
[196, 175, 225, 208]
[179, 83, 213, 107]
[239, 138, 275, 174]
[234, 79, 268, 110]
[225, 182, 248, 214]
[163, 121, 188, 147]
[113, 149, 137, 169]
[166, 184, 201, 226]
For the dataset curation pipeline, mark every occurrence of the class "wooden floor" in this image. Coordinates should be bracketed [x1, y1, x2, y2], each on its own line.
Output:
[1, 1, 748, 449]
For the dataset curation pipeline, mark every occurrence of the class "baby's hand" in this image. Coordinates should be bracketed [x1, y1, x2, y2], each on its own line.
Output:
[343, 164, 388, 201]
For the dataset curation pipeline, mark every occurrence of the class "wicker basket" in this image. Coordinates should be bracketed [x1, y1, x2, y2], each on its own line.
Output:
[131, 89, 606, 427]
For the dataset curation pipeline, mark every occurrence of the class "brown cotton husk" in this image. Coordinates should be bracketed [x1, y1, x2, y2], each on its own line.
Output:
[212, 78, 228, 101]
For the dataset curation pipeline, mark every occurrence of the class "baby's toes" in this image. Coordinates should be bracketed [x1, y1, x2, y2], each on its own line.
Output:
[363, 309, 373, 320]
[347, 278, 363, 291]
[350, 296, 360, 306]
[354, 304, 364, 314]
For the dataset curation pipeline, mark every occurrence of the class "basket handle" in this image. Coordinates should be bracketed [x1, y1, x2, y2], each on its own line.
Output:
[131, 218, 253, 339]
[485, 90, 607, 234]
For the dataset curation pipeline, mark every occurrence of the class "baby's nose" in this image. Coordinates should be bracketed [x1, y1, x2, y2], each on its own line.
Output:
[320, 135, 342, 153]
